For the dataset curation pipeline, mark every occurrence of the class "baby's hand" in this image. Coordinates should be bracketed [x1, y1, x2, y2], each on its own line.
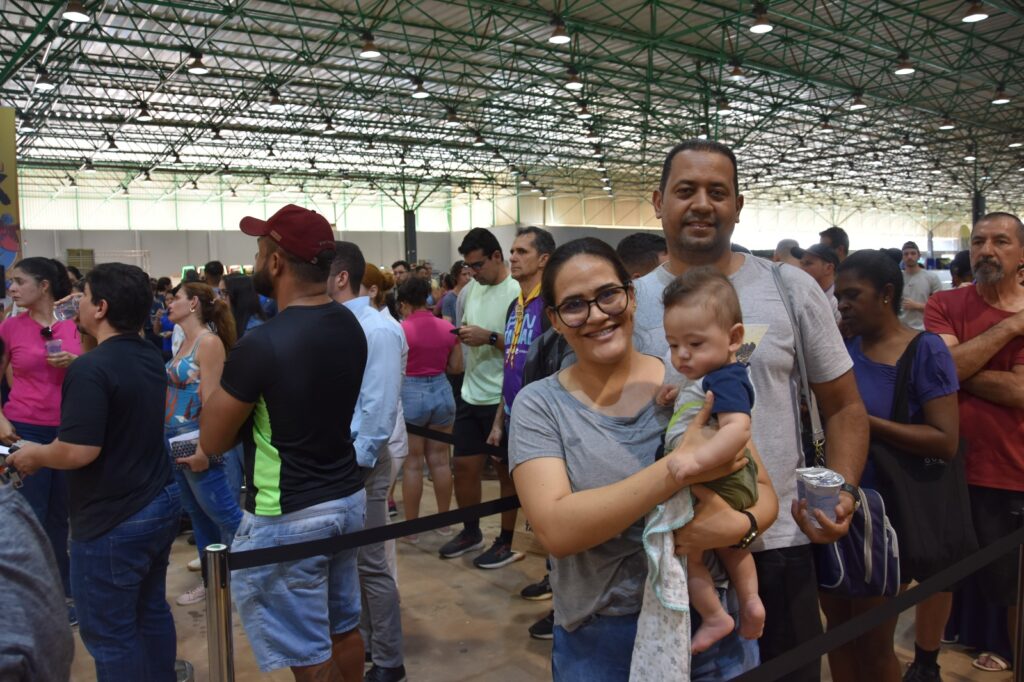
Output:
[656, 384, 679, 407]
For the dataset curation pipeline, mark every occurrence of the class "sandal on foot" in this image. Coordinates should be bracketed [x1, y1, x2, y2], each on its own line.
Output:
[972, 652, 1010, 672]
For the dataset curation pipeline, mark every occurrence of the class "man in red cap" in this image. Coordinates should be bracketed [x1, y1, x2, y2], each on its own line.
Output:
[201, 204, 370, 681]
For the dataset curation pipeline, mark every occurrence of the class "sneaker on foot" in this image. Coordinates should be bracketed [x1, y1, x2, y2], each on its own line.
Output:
[528, 611, 554, 640]
[439, 528, 485, 559]
[364, 664, 407, 682]
[387, 498, 398, 519]
[473, 538, 525, 569]
[67, 604, 78, 628]
[399, 534, 419, 545]
[520, 574, 552, 601]
[175, 584, 206, 606]
[904, 661, 942, 682]
[175, 659, 195, 682]
[187, 557, 201, 572]
[436, 525, 454, 537]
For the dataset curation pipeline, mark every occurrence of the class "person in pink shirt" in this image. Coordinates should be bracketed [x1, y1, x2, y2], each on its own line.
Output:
[398, 276, 463, 540]
[0, 257, 83, 617]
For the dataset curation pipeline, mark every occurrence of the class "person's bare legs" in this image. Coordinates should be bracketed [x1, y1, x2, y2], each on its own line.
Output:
[495, 458, 517, 535]
[688, 551, 735, 653]
[716, 547, 765, 640]
[425, 425, 453, 513]
[292, 660, 342, 682]
[401, 434, 425, 521]
[915, 591, 953, 648]
[820, 592, 901, 682]
[331, 627, 364, 681]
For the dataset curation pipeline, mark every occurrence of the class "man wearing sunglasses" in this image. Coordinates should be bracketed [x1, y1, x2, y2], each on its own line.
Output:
[440, 228, 520, 561]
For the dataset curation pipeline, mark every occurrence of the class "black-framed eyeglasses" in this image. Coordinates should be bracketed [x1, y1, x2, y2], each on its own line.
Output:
[40, 326, 54, 340]
[551, 285, 631, 328]
[466, 259, 487, 271]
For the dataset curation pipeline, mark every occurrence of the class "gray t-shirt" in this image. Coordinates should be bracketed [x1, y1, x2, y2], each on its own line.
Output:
[634, 256, 853, 551]
[0, 485, 74, 682]
[509, 374, 668, 631]
[901, 269, 942, 330]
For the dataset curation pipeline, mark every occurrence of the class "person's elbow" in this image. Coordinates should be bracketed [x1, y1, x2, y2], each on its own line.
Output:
[531, 524, 575, 559]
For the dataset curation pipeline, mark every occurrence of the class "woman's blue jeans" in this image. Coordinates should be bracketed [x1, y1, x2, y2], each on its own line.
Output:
[71, 483, 181, 682]
[173, 444, 243, 557]
[11, 421, 70, 597]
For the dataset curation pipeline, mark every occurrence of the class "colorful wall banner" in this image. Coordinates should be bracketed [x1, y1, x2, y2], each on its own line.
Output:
[0, 108, 22, 270]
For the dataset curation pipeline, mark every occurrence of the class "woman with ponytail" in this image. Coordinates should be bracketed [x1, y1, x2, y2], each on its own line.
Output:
[164, 281, 242, 606]
[0, 257, 81, 617]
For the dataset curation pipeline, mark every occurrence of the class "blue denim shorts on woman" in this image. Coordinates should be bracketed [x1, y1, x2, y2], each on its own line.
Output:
[401, 374, 456, 428]
[230, 490, 366, 672]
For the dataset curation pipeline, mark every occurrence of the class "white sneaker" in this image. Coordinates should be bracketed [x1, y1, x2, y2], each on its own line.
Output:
[176, 584, 206, 606]
[187, 557, 202, 572]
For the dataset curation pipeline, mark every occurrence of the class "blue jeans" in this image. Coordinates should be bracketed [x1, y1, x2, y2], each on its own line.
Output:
[12, 421, 69, 597]
[174, 445, 243, 556]
[232, 491, 367, 672]
[551, 589, 758, 681]
[71, 484, 181, 682]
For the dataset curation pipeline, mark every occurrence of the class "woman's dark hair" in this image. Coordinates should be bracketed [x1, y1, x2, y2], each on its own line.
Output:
[182, 269, 201, 283]
[84, 263, 153, 333]
[66, 265, 83, 282]
[180, 282, 238, 351]
[541, 237, 631, 307]
[837, 249, 904, 316]
[449, 260, 467, 281]
[14, 257, 72, 301]
[439, 273, 455, 290]
[396, 276, 431, 309]
[224, 275, 265, 337]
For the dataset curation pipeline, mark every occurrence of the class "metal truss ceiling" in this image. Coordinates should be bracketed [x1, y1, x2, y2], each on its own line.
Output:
[3, 0, 1022, 212]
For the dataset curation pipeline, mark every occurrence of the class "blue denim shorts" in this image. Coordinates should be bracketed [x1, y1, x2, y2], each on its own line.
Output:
[230, 491, 366, 672]
[401, 374, 456, 428]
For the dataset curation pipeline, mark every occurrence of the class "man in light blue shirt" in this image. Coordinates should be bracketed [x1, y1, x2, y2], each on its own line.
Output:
[328, 241, 406, 682]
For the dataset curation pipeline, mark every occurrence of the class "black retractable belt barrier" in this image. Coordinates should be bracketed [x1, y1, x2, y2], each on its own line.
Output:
[733, 524, 1024, 682]
[404, 422, 507, 458]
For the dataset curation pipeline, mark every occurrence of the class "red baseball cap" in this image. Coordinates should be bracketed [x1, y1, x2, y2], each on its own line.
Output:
[239, 204, 336, 264]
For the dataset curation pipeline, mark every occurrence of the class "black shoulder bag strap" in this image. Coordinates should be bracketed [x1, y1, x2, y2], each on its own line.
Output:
[890, 333, 926, 424]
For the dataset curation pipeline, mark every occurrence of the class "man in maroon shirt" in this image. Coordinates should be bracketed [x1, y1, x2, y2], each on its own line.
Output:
[925, 211, 1024, 661]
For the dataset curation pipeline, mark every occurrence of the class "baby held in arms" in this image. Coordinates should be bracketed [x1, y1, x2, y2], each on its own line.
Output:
[658, 266, 765, 653]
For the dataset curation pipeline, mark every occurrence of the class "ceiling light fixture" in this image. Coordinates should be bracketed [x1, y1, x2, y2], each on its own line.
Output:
[548, 15, 571, 45]
[359, 32, 381, 59]
[961, 2, 989, 23]
[716, 98, 732, 116]
[472, 133, 486, 147]
[186, 51, 209, 75]
[900, 133, 914, 150]
[964, 144, 977, 162]
[323, 118, 337, 135]
[591, 145, 603, 158]
[577, 103, 592, 120]
[136, 102, 153, 122]
[539, 191, 548, 201]
[1008, 142, 1022, 148]
[444, 108, 461, 127]
[819, 117, 834, 133]
[268, 87, 285, 111]
[938, 117, 956, 130]
[143, 170, 153, 182]
[849, 94, 867, 110]
[212, 127, 223, 140]
[893, 51, 915, 75]
[35, 66, 57, 92]
[991, 85, 1010, 105]
[61, 0, 90, 23]
[410, 78, 429, 99]
[519, 173, 532, 186]
[564, 67, 584, 91]
[596, 161, 607, 171]
[172, 150, 181, 163]
[20, 117, 36, 134]
[728, 62, 746, 82]
[82, 159, 97, 173]
[106, 133, 117, 150]
[749, 3, 773, 34]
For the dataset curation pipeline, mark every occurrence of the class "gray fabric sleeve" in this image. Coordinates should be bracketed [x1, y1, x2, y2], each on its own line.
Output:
[508, 380, 565, 472]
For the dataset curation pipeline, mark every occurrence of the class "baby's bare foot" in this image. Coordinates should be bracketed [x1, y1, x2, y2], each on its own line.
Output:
[738, 596, 766, 640]
[692, 611, 735, 653]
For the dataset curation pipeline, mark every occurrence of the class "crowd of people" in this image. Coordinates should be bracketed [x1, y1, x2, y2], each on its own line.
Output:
[1, 138, 1022, 682]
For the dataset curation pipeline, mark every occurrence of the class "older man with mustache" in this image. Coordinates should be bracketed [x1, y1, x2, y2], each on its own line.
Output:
[925, 211, 1024, 673]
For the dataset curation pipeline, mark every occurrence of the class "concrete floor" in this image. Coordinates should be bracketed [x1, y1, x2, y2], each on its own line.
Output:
[69, 479, 1009, 681]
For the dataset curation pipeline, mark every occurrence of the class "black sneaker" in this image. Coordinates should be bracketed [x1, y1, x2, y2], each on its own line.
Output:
[903, 662, 941, 682]
[439, 528, 485, 559]
[364, 664, 407, 682]
[528, 611, 554, 640]
[520, 574, 553, 600]
[473, 538, 525, 569]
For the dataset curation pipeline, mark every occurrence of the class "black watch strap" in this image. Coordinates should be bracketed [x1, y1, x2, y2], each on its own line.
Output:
[488, 332, 498, 346]
[732, 510, 759, 549]
[840, 483, 860, 499]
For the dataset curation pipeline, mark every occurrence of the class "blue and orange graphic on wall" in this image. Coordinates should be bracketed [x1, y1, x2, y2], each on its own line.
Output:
[0, 108, 23, 270]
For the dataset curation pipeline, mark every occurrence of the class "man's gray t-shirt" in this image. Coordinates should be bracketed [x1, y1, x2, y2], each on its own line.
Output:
[0, 485, 74, 681]
[634, 256, 852, 551]
[509, 374, 668, 631]
[901, 269, 942, 330]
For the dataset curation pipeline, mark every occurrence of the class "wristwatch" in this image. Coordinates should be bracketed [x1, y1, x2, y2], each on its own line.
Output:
[488, 332, 499, 346]
[840, 483, 861, 505]
[732, 510, 759, 549]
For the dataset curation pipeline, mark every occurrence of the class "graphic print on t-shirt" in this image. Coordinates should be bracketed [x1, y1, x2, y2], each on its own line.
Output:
[737, 324, 769, 364]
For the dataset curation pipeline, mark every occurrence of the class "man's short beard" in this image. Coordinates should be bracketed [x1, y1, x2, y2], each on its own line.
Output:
[974, 260, 1005, 284]
[253, 265, 274, 297]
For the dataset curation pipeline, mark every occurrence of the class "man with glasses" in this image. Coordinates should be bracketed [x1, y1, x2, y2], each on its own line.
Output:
[440, 227, 520, 561]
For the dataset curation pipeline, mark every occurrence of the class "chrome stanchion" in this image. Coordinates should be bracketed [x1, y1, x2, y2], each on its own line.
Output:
[205, 543, 235, 682]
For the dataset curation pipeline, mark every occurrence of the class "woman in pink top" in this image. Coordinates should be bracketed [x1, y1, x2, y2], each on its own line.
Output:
[0, 257, 82, 607]
[398, 276, 462, 536]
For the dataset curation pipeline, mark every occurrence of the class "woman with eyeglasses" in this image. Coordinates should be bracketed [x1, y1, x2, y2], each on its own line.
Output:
[0, 257, 81, 618]
[508, 238, 776, 680]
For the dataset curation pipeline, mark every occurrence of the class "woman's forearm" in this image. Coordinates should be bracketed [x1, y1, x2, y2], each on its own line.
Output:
[868, 415, 957, 460]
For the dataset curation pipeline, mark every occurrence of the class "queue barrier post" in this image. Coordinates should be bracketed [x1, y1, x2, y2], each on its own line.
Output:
[205, 543, 235, 682]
